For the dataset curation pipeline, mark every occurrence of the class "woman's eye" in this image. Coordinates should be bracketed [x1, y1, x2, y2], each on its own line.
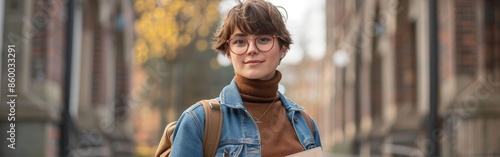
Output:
[257, 37, 272, 43]
[232, 39, 246, 45]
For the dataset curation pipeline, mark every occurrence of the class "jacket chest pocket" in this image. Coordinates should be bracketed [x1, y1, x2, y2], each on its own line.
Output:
[215, 144, 243, 157]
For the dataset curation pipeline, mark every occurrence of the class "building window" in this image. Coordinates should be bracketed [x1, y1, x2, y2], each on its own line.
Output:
[484, 0, 500, 78]
[455, 0, 477, 77]
[395, 1, 417, 108]
[371, 6, 382, 121]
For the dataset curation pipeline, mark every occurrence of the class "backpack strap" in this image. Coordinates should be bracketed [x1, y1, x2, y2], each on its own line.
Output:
[300, 110, 315, 138]
[200, 99, 222, 157]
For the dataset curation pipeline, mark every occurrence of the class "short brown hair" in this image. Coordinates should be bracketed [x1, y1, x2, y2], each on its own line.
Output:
[212, 0, 293, 55]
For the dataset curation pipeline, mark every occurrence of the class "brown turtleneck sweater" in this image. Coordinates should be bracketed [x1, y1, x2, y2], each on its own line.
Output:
[235, 71, 305, 156]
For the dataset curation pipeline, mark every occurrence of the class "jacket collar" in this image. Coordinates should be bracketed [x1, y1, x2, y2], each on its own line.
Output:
[219, 79, 304, 111]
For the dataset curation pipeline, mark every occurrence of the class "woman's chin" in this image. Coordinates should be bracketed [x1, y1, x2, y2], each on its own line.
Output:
[239, 72, 263, 80]
[246, 73, 274, 80]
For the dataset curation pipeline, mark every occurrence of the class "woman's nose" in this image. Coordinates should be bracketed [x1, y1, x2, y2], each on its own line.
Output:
[246, 41, 258, 55]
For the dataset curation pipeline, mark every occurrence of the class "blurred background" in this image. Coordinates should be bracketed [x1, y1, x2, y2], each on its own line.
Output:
[0, 0, 499, 156]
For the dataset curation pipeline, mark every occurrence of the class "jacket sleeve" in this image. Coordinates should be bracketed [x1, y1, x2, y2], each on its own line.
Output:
[311, 119, 323, 147]
[170, 105, 205, 157]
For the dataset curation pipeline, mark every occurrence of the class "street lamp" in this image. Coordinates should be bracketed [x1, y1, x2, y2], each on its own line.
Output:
[333, 50, 350, 68]
[332, 49, 350, 143]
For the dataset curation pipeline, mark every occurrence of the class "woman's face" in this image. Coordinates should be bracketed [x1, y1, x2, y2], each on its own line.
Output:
[226, 28, 286, 80]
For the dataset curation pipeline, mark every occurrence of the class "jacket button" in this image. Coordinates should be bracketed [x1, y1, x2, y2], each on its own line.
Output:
[294, 116, 299, 123]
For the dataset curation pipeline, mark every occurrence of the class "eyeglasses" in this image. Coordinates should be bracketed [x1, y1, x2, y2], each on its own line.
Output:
[226, 35, 279, 55]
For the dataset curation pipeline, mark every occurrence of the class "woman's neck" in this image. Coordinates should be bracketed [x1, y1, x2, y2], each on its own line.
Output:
[235, 71, 281, 102]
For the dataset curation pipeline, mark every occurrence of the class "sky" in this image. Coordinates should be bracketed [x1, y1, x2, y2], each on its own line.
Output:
[217, 0, 326, 66]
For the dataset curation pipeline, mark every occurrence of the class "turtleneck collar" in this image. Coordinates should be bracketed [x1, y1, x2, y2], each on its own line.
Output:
[235, 71, 282, 103]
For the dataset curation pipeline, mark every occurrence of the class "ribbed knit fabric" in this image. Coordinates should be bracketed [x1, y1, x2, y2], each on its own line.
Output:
[235, 71, 305, 156]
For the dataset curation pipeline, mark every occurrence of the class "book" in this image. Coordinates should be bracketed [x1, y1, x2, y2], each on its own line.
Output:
[285, 147, 324, 157]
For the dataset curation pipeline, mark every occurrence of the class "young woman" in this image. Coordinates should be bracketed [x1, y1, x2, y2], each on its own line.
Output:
[169, 0, 322, 156]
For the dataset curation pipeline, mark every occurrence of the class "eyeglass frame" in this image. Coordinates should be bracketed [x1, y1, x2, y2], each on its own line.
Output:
[225, 34, 281, 55]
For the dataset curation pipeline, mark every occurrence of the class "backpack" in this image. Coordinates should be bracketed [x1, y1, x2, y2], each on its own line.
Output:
[154, 99, 316, 157]
[155, 99, 222, 157]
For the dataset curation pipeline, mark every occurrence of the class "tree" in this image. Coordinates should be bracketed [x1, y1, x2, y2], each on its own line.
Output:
[134, 0, 220, 63]
[133, 1, 228, 154]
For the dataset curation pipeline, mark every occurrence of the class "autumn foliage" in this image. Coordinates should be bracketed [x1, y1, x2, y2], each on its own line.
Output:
[134, 0, 221, 64]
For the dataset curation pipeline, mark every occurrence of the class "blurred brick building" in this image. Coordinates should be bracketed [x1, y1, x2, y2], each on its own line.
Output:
[0, 0, 135, 156]
[321, 0, 500, 156]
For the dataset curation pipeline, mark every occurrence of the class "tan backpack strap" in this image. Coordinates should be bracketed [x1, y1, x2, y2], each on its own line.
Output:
[300, 110, 315, 138]
[200, 99, 222, 157]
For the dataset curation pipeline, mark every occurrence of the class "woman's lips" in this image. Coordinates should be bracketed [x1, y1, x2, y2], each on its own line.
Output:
[244, 60, 264, 66]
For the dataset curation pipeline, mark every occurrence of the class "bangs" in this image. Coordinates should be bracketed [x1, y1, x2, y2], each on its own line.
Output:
[228, 2, 279, 35]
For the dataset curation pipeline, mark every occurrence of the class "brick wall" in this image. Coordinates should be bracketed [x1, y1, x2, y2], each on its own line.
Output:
[88, 0, 106, 106]
[114, 29, 129, 119]
[455, 0, 477, 77]
[29, 0, 66, 83]
[438, 0, 456, 85]
[31, 0, 49, 80]
[484, 0, 500, 78]
[443, 0, 500, 156]
[45, 0, 65, 83]
[394, 0, 417, 106]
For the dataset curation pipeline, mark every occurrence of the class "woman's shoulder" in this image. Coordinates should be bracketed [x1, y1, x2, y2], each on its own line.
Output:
[181, 101, 206, 117]
[179, 98, 221, 119]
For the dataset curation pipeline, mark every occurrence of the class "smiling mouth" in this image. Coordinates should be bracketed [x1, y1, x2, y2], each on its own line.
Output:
[244, 60, 264, 64]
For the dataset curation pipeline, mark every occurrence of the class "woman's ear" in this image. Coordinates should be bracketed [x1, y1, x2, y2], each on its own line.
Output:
[226, 52, 232, 60]
[280, 46, 287, 59]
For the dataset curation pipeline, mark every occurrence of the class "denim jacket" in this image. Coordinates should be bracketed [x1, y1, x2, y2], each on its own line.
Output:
[170, 79, 322, 157]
